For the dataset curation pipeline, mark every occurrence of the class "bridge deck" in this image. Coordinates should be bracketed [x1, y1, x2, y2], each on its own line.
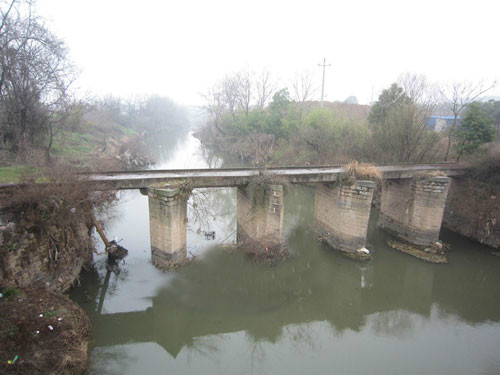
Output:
[80, 164, 466, 190]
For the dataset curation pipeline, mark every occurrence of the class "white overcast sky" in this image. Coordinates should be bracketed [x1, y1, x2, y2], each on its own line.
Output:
[37, 0, 500, 105]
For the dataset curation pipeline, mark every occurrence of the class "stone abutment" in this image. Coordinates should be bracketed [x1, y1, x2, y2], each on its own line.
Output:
[378, 177, 450, 246]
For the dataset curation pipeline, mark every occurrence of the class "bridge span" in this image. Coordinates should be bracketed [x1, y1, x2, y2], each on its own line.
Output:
[82, 163, 464, 266]
[81, 163, 465, 190]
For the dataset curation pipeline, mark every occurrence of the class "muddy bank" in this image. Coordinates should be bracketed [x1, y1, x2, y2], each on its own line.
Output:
[0, 287, 90, 375]
[0, 184, 110, 375]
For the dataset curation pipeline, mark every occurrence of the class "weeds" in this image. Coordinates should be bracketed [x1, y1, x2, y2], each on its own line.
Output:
[343, 161, 382, 180]
[1, 287, 20, 298]
[246, 173, 289, 208]
[338, 161, 381, 185]
[0, 288, 90, 375]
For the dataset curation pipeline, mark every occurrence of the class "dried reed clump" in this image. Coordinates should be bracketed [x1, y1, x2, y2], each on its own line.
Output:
[342, 161, 382, 182]
[239, 237, 289, 266]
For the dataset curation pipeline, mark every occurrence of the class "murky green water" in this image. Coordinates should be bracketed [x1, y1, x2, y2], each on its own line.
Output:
[70, 132, 500, 375]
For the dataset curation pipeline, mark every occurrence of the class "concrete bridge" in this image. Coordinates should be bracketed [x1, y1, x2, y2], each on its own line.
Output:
[79, 163, 465, 266]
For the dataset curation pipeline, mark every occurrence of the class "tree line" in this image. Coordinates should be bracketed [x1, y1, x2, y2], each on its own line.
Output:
[200, 70, 498, 165]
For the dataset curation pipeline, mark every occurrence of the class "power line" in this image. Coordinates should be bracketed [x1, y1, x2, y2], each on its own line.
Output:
[318, 58, 331, 107]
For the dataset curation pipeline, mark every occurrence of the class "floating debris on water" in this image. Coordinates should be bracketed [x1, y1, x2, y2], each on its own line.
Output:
[357, 247, 370, 254]
[388, 240, 448, 263]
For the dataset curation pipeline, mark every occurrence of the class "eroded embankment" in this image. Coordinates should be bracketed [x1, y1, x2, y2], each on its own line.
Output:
[0, 211, 94, 292]
[443, 157, 500, 249]
[0, 177, 115, 374]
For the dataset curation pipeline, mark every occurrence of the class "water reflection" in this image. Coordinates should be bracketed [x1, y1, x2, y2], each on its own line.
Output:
[73, 206, 500, 366]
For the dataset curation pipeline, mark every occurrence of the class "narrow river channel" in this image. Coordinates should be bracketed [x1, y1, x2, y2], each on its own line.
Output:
[70, 131, 500, 375]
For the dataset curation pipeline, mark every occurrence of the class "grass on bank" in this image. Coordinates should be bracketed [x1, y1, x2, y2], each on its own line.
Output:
[0, 165, 41, 184]
[0, 116, 142, 184]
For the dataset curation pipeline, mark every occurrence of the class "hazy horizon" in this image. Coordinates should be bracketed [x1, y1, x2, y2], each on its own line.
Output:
[37, 0, 500, 106]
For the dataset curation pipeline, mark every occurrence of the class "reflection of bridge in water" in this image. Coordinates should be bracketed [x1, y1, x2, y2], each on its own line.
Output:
[79, 224, 499, 358]
[88, 164, 464, 266]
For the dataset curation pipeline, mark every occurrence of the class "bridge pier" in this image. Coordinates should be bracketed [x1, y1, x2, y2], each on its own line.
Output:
[147, 188, 187, 267]
[237, 185, 284, 246]
[378, 177, 450, 246]
[314, 181, 375, 256]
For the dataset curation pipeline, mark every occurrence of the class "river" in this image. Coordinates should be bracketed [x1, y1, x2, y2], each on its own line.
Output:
[70, 131, 500, 375]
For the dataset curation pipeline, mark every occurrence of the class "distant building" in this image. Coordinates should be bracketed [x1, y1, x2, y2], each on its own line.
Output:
[425, 116, 461, 132]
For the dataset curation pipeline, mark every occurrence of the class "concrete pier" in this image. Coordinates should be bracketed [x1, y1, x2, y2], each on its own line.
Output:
[148, 188, 187, 266]
[237, 185, 284, 246]
[314, 180, 375, 253]
[378, 177, 450, 246]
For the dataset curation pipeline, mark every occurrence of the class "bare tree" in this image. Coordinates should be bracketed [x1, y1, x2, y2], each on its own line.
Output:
[0, 0, 75, 160]
[290, 70, 316, 119]
[235, 69, 252, 117]
[221, 74, 239, 120]
[219, 70, 255, 121]
[248, 132, 275, 167]
[202, 84, 226, 135]
[441, 80, 496, 161]
[398, 73, 438, 105]
[291, 70, 316, 103]
[255, 69, 276, 109]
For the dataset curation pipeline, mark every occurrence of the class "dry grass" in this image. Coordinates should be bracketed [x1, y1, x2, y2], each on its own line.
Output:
[342, 161, 382, 182]
[2, 164, 116, 230]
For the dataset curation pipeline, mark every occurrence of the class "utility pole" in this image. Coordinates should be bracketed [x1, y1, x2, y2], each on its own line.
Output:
[318, 58, 331, 107]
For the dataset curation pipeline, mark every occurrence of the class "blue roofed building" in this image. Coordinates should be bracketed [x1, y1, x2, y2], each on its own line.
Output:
[425, 116, 461, 132]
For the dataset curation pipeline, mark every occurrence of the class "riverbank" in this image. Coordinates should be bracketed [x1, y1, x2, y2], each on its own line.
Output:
[0, 287, 90, 375]
[0, 176, 109, 374]
[0, 109, 154, 185]
[442, 151, 500, 249]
